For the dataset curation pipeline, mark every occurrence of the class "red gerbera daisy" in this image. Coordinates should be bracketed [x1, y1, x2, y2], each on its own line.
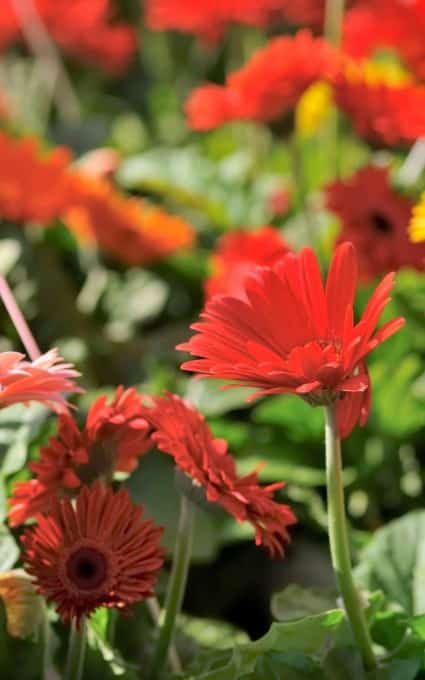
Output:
[22, 482, 164, 626]
[186, 31, 338, 129]
[333, 67, 425, 147]
[144, 392, 295, 557]
[327, 165, 425, 280]
[178, 243, 405, 437]
[8, 387, 151, 526]
[0, 349, 81, 412]
[205, 227, 292, 299]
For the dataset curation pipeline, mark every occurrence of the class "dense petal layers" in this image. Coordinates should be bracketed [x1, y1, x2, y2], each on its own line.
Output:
[22, 483, 164, 625]
[186, 32, 338, 129]
[205, 227, 291, 298]
[179, 244, 404, 436]
[8, 387, 151, 526]
[63, 175, 196, 266]
[143, 392, 296, 557]
[327, 165, 425, 280]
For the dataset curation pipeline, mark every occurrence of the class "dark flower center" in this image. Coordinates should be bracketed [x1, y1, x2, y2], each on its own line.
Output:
[66, 546, 109, 591]
[370, 211, 392, 234]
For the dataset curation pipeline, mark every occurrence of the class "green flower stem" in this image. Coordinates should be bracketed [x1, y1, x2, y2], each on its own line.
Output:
[65, 618, 87, 680]
[149, 494, 195, 680]
[324, 0, 345, 45]
[324, 404, 376, 671]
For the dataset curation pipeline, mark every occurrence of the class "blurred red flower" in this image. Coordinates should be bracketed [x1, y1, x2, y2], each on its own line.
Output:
[205, 227, 292, 299]
[145, 0, 286, 43]
[0, 349, 80, 412]
[343, 0, 425, 82]
[0, 133, 72, 225]
[186, 31, 338, 129]
[333, 66, 425, 146]
[63, 175, 196, 266]
[178, 243, 405, 437]
[22, 482, 164, 626]
[145, 392, 296, 557]
[0, 0, 136, 75]
[9, 387, 151, 527]
[327, 165, 425, 280]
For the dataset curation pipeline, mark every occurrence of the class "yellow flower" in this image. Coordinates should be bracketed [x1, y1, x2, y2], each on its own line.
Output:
[0, 569, 44, 638]
[345, 58, 413, 87]
[295, 81, 333, 137]
[409, 193, 425, 242]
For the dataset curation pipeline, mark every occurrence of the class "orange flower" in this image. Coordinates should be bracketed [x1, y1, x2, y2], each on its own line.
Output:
[0, 133, 72, 225]
[63, 175, 196, 265]
[0, 570, 44, 638]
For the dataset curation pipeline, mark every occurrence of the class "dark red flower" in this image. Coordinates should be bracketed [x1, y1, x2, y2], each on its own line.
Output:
[327, 165, 425, 280]
[205, 227, 291, 299]
[144, 392, 296, 557]
[178, 243, 405, 437]
[186, 31, 338, 129]
[22, 482, 164, 626]
[8, 387, 151, 526]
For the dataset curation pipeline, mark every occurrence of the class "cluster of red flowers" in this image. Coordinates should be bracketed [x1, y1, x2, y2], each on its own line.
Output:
[179, 243, 404, 439]
[327, 165, 425, 280]
[186, 31, 338, 129]
[0, 0, 136, 74]
[205, 226, 292, 298]
[143, 392, 296, 557]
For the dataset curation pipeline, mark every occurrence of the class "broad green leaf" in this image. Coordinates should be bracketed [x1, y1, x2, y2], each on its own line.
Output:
[253, 396, 324, 442]
[185, 379, 254, 417]
[355, 511, 425, 616]
[0, 525, 19, 572]
[271, 585, 337, 622]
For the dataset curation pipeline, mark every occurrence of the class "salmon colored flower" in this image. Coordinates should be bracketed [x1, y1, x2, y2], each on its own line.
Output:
[327, 165, 425, 280]
[186, 31, 338, 129]
[63, 176, 196, 266]
[205, 227, 291, 299]
[22, 482, 165, 626]
[144, 392, 295, 557]
[0, 133, 72, 225]
[178, 243, 405, 437]
[0, 349, 81, 412]
[9, 387, 151, 526]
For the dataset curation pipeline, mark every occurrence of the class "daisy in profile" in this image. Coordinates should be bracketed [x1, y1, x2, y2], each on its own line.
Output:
[178, 243, 404, 437]
[0, 349, 81, 412]
[144, 392, 295, 557]
[22, 482, 164, 626]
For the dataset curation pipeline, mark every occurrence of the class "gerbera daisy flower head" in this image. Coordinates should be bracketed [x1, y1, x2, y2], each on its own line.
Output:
[326, 165, 425, 280]
[333, 60, 425, 146]
[0, 349, 81, 412]
[0, 133, 73, 225]
[186, 31, 338, 130]
[8, 387, 151, 526]
[63, 175, 196, 266]
[178, 243, 405, 437]
[205, 227, 292, 299]
[22, 482, 165, 626]
[144, 392, 296, 557]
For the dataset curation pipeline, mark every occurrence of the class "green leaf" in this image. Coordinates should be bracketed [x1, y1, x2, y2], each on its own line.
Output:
[87, 610, 138, 678]
[251, 651, 323, 679]
[185, 379, 254, 417]
[253, 396, 324, 442]
[0, 403, 48, 477]
[355, 510, 425, 616]
[271, 585, 337, 622]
